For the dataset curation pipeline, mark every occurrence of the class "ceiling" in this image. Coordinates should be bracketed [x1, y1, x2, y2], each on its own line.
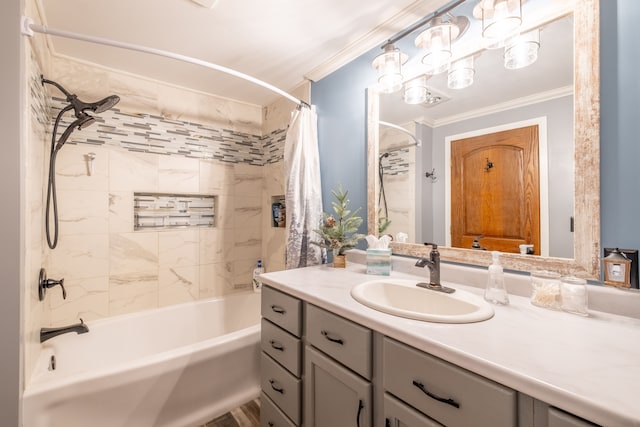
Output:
[37, 0, 448, 106]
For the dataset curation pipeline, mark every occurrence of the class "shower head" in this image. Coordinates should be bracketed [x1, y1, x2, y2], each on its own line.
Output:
[53, 113, 95, 152]
[68, 94, 120, 115]
[91, 95, 120, 113]
[41, 76, 120, 119]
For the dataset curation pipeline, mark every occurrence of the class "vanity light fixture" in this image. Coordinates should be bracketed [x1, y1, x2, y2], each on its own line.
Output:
[480, 0, 522, 40]
[415, 15, 469, 75]
[404, 75, 429, 104]
[372, 44, 408, 94]
[448, 56, 475, 89]
[504, 29, 540, 69]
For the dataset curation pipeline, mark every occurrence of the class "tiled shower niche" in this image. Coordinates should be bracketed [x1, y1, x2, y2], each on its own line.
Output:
[134, 193, 216, 230]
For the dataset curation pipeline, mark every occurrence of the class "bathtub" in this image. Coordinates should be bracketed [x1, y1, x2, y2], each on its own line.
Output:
[23, 293, 262, 427]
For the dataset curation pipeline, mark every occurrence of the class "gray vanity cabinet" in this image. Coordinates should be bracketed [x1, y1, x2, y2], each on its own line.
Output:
[383, 337, 517, 427]
[260, 286, 303, 427]
[548, 408, 599, 427]
[519, 395, 600, 427]
[383, 393, 444, 427]
[304, 345, 372, 427]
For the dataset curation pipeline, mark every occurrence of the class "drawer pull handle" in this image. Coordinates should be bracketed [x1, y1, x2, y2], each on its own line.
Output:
[269, 379, 284, 394]
[269, 340, 285, 351]
[271, 304, 286, 314]
[412, 380, 460, 409]
[321, 330, 344, 345]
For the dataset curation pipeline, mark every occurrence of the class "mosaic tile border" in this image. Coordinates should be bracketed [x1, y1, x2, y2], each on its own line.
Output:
[48, 97, 287, 165]
[380, 148, 410, 176]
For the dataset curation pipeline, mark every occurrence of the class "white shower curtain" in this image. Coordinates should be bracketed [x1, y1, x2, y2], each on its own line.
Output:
[284, 105, 325, 269]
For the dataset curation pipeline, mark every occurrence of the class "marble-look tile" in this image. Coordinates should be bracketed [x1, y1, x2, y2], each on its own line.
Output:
[231, 226, 262, 262]
[109, 147, 159, 192]
[159, 265, 199, 307]
[199, 160, 234, 194]
[233, 164, 263, 198]
[158, 155, 199, 193]
[199, 262, 233, 299]
[109, 191, 134, 233]
[233, 196, 262, 228]
[57, 190, 109, 236]
[109, 272, 159, 316]
[159, 229, 199, 268]
[231, 259, 256, 292]
[262, 228, 286, 273]
[45, 234, 109, 279]
[54, 142, 109, 192]
[109, 232, 158, 276]
[199, 228, 234, 264]
[215, 194, 235, 229]
[49, 276, 109, 324]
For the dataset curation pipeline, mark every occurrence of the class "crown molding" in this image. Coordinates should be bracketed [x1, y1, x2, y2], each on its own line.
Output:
[305, 0, 449, 82]
[417, 85, 574, 128]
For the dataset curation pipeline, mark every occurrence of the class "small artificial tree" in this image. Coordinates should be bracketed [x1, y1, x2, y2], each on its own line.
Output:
[313, 184, 365, 256]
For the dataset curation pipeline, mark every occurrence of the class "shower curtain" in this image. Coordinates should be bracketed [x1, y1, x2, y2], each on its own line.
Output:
[284, 105, 325, 269]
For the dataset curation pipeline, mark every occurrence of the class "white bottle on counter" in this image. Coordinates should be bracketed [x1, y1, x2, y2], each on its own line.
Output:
[252, 260, 264, 293]
[484, 251, 509, 305]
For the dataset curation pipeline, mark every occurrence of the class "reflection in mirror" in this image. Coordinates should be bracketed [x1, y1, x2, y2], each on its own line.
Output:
[367, 0, 600, 278]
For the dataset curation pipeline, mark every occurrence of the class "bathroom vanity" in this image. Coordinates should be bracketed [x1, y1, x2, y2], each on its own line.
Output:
[258, 256, 640, 427]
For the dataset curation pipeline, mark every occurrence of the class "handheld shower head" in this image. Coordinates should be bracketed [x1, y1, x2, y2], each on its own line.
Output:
[54, 113, 95, 152]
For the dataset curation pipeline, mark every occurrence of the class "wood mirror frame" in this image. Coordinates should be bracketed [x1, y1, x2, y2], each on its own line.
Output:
[367, 0, 600, 278]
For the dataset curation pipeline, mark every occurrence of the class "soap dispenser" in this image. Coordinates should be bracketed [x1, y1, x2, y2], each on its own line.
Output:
[484, 251, 509, 305]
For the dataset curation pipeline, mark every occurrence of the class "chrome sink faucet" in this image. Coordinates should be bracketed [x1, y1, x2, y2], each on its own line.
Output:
[415, 243, 455, 294]
[40, 319, 89, 343]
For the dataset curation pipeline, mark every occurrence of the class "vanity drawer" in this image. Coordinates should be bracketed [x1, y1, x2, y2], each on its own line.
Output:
[305, 304, 372, 379]
[261, 318, 302, 377]
[384, 392, 444, 427]
[383, 337, 517, 427]
[260, 392, 297, 427]
[261, 353, 302, 425]
[262, 286, 302, 337]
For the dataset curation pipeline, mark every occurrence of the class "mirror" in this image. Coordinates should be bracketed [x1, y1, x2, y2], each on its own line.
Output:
[367, 0, 600, 278]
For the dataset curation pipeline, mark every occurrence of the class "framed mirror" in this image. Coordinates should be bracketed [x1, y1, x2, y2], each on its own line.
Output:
[367, 0, 600, 278]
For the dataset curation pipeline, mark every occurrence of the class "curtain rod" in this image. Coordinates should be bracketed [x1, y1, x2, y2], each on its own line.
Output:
[379, 120, 421, 147]
[21, 17, 308, 108]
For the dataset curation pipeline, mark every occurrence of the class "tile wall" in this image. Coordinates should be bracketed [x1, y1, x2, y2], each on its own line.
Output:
[36, 56, 304, 325]
[379, 123, 417, 241]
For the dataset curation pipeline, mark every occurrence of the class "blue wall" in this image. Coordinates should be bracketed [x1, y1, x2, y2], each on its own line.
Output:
[600, 0, 640, 252]
[312, 0, 640, 264]
[311, 51, 379, 239]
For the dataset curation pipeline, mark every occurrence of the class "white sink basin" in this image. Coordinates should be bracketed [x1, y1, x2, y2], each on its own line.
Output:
[350, 279, 494, 323]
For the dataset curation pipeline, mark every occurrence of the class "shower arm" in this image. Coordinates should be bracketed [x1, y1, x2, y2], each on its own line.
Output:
[21, 17, 309, 109]
[41, 77, 73, 99]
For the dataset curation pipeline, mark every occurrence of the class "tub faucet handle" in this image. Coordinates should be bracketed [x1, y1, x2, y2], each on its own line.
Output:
[38, 268, 66, 301]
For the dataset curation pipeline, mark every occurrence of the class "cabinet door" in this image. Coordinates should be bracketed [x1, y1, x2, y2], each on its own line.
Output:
[384, 393, 444, 427]
[548, 407, 600, 427]
[305, 345, 372, 427]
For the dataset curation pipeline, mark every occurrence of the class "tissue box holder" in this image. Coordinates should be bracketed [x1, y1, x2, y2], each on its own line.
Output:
[366, 249, 392, 275]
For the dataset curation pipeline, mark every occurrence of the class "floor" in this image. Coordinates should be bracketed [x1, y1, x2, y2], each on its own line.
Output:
[201, 399, 260, 427]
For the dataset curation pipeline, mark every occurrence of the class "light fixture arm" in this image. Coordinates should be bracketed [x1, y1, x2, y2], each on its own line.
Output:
[381, 0, 467, 50]
[20, 17, 309, 108]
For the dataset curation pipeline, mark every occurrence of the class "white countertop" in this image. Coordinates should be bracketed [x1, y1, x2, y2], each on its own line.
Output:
[259, 262, 640, 427]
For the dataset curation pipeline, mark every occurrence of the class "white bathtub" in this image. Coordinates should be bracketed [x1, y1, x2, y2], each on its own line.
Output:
[23, 293, 262, 427]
